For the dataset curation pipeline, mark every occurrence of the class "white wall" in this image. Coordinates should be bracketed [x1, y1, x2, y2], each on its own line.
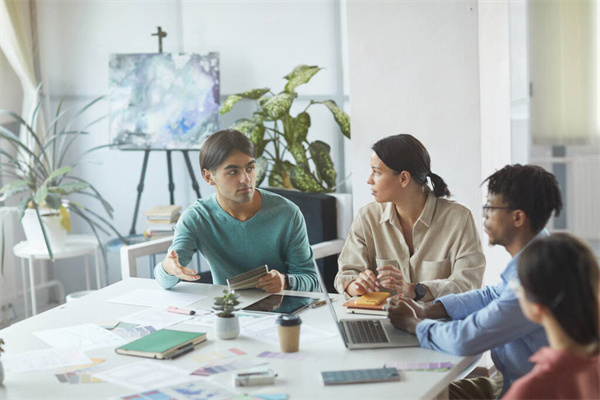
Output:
[32, 0, 349, 292]
[347, 1, 482, 215]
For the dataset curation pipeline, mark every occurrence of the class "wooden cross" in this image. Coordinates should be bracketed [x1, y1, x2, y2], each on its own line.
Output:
[151, 26, 167, 53]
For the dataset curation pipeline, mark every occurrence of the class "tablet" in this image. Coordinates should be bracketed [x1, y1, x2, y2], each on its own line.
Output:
[242, 294, 319, 314]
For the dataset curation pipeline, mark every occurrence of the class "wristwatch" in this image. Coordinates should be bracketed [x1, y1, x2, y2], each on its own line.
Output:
[413, 283, 426, 301]
[286, 274, 295, 290]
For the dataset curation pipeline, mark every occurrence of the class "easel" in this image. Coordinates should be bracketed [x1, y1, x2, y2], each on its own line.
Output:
[129, 149, 201, 235]
[128, 27, 202, 235]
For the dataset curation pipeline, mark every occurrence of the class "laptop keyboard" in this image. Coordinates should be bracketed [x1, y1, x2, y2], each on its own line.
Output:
[346, 320, 389, 344]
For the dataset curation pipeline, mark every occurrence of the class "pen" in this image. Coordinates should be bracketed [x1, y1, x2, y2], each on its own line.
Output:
[167, 343, 195, 359]
[166, 306, 196, 315]
[310, 300, 327, 308]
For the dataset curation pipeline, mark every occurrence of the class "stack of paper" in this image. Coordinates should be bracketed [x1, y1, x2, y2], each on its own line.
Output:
[227, 265, 268, 290]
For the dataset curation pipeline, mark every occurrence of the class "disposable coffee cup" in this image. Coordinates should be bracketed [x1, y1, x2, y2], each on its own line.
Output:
[276, 314, 302, 353]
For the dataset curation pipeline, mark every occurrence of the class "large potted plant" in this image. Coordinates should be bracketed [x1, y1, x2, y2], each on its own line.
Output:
[220, 65, 351, 193]
[0, 94, 126, 268]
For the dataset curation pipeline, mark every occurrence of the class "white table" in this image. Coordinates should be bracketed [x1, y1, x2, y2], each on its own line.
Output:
[13, 234, 101, 317]
[0, 278, 479, 400]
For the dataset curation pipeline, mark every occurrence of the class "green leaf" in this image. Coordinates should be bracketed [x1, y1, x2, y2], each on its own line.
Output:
[262, 92, 296, 120]
[268, 161, 294, 189]
[220, 95, 242, 115]
[238, 87, 270, 100]
[17, 197, 30, 220]
[231, 117, 267, 158]
[284, 65, 322, 93]
[288, 142, 308, 166]
[49, 182, 89, 195]
[309, 140, 337, 188]
[43, 165, 73, 187]
[290, 112, 311, 144]
[0, 180, 28, 194]
[255, 157, 268, 187]
[0, 185, 29, 202]
[45, 192, 61, 209]
[290, 163, 328, 193]
[322, 100, 351, 139]
[35, 185, 48, 205]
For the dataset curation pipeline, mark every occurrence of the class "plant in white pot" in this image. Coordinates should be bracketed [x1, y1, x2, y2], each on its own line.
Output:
[0, 338, 5, 384]
[213, 289, 241, 340]
[0, 94, 126, 273]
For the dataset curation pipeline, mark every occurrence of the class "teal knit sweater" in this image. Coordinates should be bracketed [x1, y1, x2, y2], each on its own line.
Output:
[154, 189, 318, 291]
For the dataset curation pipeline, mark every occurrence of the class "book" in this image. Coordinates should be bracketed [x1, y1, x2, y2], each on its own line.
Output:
[227, 265, 268, 290]
[354, 292, 390, 306]
[346, 307, 387, 316]
[115, 329, 206, 359]
[342, 293, 390, 316]
[144, 205, 182, 219]
[146, 214, 180, 224]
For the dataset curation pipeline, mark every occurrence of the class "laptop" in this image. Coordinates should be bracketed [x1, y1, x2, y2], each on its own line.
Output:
[313, 260, 420, 349]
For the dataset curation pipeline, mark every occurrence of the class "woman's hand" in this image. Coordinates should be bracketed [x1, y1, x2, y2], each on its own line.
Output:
[376, 264, 414, 297]
[347, 269, 379, 296]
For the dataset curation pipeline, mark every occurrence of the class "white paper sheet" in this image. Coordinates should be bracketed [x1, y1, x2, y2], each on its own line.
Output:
[241, 317, 336, 345]
[108, 288, 207, 308]
[185, 311, 274, 329]
[34, 323, 126, 351]
[3, 348, 92, 372]
[119, 307, 195, 330]
[92, 360, 194, 391]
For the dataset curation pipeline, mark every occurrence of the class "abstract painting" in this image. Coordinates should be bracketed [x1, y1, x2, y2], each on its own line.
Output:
[109, 53, 220, 149]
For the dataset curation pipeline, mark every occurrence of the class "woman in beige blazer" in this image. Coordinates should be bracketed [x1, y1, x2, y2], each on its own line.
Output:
[334, 134, 485, 302]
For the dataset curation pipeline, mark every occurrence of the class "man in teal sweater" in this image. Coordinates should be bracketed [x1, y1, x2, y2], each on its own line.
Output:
[154, 129, 318, 292]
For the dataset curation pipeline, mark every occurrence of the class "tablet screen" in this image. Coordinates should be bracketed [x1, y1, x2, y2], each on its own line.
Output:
[242, 294, 319, 314]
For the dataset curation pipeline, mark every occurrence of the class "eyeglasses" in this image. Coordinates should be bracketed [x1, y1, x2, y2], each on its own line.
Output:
[482, 205, 514, 216]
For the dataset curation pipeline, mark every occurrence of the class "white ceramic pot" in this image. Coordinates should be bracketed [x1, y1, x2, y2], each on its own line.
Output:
[215, 315, 240, 340]
[21, 208, 67, 253]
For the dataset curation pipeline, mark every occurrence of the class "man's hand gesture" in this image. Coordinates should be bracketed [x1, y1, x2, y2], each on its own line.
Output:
[162, 250, 200, 281]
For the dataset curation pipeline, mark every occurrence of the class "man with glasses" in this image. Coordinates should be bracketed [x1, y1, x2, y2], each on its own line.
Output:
[387, 164, 563, 399]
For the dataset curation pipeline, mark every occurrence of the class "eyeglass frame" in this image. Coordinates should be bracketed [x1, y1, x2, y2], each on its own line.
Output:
[482, 205, 515, 216]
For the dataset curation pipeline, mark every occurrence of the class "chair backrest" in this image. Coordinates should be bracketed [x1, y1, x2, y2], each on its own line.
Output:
[119, 236, 345, 280]
[120, 235, 173, 279]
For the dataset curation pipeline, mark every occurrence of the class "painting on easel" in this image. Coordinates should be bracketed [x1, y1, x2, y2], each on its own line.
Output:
[108, 52, 220, 149]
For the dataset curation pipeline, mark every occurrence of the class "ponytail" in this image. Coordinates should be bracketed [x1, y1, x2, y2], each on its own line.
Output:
[428, 172, 450, 198]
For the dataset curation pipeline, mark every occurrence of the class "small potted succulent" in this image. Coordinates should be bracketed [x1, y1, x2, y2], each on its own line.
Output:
[213, 289, 241, 340]
[0, 338, 5, 384]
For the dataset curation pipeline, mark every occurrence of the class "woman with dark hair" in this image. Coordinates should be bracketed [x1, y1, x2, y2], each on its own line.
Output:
[503, 233, 599, 400]
[334, 134, 485, 301]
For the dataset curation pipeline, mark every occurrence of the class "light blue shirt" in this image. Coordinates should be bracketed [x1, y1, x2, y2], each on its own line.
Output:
[416, 229, 549, 396]
[154, 189, 318, 291]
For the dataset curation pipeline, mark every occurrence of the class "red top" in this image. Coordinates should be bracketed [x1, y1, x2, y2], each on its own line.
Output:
[503, 347, 600, 400]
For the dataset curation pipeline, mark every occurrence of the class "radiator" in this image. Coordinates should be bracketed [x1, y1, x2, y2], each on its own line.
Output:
[569, 155, 600, 240]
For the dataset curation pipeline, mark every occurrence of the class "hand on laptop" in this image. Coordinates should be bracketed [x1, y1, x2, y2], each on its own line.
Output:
[387, 297, 420, 334]
[162, 250, 201, 282]
[347, 269, 379, 296]
[256, 270, 285, 292]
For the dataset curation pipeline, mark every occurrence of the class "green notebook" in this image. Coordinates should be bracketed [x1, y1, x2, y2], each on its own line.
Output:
[115, 329, 206, 359]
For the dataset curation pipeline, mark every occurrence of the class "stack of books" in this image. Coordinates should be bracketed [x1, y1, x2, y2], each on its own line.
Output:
[143, 205, 182, 238]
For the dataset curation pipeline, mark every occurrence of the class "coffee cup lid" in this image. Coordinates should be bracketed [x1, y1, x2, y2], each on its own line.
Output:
[276, 313, 302, 326]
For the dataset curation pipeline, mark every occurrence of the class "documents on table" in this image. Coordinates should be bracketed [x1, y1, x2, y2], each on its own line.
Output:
[185, 311, 275, 329]
[108, 288, 207, 308]
[120, 307, 195, 330]
[92, 360, 193, 391]
[3, 348, 92, 373]
[121, 380, 235, 400]
[241, 316, 336, 345]
[34, 323, 126, 351]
